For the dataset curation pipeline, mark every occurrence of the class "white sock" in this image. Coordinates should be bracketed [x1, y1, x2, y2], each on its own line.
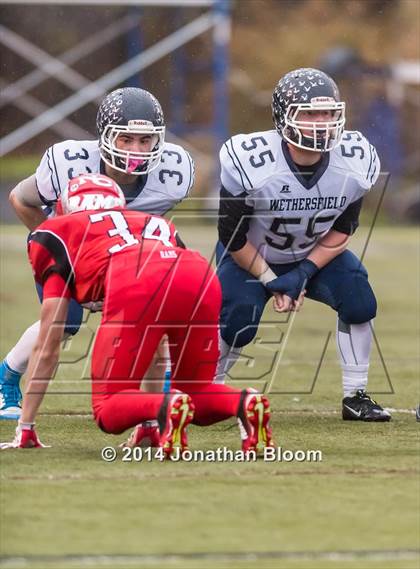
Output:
[213, 337, 243, 384]
[162, 338, 171, 375]
[238, 418, 248, 440]
[5, 321, 41, 374]
[142, 420, 158, 428]
[336, 319, 373, 397]
[6, 321, 72, 375]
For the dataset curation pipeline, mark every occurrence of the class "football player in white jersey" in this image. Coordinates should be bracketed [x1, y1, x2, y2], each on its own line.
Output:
[215, 67, 390, 421]
[1, 87, 194, 439]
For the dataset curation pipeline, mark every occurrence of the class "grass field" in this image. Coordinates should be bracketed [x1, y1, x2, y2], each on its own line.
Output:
[0, 222, 419, 569]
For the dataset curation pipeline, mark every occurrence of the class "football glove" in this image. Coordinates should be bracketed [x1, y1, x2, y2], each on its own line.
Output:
[0, 422, 50, 450]
[266, 259, 318, 300]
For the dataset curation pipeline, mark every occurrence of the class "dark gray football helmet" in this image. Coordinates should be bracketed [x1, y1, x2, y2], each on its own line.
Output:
[96, 87, 165, 175]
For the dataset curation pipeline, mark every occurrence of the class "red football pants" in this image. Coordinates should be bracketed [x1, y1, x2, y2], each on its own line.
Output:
[91, 249, 242, 434]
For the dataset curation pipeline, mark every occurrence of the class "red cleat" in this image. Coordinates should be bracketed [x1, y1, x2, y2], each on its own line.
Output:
[237, 389, 274, 454]
[120, 421, 160, 448]
[157, 390, 195, 457]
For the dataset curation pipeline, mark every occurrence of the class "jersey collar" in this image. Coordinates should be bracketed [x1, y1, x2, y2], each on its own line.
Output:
[281, 140, 330, 190]
[99, 160, 148, 203]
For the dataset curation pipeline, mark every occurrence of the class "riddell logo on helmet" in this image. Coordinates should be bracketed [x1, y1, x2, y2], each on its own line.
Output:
[128, 120, 152, 126]
[311, 96, 335, 104]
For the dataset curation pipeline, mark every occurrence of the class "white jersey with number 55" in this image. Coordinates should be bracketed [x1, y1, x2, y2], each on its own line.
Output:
[36, 139, 194, 215]
[219, 129, 380, 263]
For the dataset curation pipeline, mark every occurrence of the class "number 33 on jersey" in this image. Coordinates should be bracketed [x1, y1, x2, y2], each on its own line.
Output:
[219, 129, 380, 263]
[35, 139, 194, 215]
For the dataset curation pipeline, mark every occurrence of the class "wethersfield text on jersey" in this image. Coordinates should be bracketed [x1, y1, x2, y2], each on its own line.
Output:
[269, 195, 347, 211]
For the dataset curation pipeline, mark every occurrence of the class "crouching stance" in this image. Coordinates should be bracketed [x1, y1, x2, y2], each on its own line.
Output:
[0, 174, 273, 455]
[216, 67, 390, 421]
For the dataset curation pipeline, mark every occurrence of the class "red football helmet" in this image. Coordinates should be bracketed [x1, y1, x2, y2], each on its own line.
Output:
[60, 174, 126, 215]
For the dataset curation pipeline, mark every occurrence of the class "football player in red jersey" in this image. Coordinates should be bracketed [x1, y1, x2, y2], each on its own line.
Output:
[1, 174, 273, 455]
[1, 87, 193, 422]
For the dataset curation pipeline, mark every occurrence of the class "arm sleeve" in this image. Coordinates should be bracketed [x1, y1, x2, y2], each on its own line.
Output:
[218, 186, 254, 251]
[332, 197, 363, 235]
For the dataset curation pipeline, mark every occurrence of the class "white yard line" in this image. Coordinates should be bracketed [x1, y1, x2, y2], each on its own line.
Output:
[0, 549, 418, 568]
[32, 407, 417, 418]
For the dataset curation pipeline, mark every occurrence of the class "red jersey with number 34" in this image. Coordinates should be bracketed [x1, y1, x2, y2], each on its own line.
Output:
[28, 209, 182, 303]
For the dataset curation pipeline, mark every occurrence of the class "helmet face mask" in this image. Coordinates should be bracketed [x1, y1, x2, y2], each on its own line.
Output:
[284, 99, 346, 152]
[97, 88, 165, 176]
[101, 122, 165, 175]
[272, 68, 346, 153]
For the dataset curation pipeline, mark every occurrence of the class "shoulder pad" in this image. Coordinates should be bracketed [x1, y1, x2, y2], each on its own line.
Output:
[334, 131, 380, 190]
[220, 130, 280, 194]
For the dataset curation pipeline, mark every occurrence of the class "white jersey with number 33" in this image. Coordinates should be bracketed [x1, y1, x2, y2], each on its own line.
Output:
[36, 139, 194, 215]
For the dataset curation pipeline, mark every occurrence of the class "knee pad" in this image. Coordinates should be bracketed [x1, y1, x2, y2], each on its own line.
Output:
[338, 276, 377, 324]
[220, 303, 263, 348]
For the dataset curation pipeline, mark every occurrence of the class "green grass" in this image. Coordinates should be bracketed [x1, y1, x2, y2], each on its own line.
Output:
[0, 223, 419, 569]
[0, 156, 40, 181]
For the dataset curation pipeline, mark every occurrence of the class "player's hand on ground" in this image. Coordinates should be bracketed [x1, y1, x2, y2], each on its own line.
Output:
[0, 423, 50, 450]
[266, 260, 318, 300]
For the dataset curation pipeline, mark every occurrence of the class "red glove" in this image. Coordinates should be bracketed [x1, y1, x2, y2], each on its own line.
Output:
[0, 422, 50, 450]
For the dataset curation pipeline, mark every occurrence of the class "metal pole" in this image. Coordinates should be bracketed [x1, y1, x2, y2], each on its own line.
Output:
[125, 6, 143, 88]
[211, 0, 231, 193]
[0, 14, 138, 109]
[0, 25, 104, 101]
[0, 12, 216, 156]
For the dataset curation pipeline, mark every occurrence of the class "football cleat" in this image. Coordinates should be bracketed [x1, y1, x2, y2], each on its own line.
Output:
[157, 390, 194, 457]
[120, 420, 160, 448]
[342, 390, 391, 422]
[0, 360, 22, 420]
[237, 389, 274, 453]
[416, 405, 420, 422]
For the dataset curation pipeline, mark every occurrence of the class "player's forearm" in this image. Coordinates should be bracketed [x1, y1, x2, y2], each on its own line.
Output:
[21, 347, 60, 423]
[21, 297, 68, 423]
[9, 191, 47, 231]
[307, 229, 350, 270]
[230, 241, 275, 282]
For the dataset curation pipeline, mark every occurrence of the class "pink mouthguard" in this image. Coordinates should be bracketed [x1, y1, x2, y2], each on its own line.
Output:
[127, 158, 144, 173]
